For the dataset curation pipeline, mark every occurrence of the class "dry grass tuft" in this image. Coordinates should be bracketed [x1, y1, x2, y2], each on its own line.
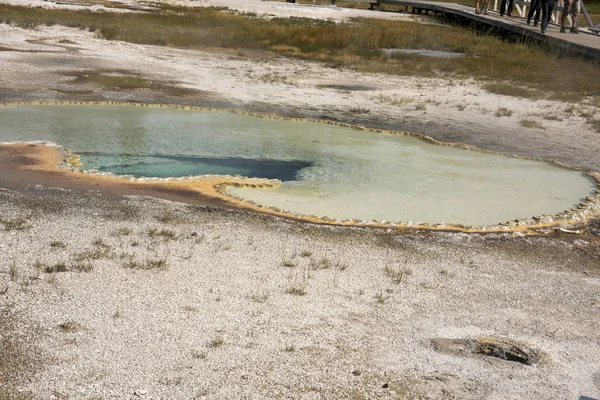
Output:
[1, 4, 598, 100]
[384, 265, 412, 284]
[520, 119, 545, 129]
[58, 321, 85, 333]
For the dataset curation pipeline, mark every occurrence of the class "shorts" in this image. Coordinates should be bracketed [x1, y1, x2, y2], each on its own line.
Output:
[563, 0, 580, 16]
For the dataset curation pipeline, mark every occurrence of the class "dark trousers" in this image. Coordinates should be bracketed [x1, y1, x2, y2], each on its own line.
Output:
[527, 0, 541, 24]
[500, 0, 514, 15]
[541, 0, 556, 31]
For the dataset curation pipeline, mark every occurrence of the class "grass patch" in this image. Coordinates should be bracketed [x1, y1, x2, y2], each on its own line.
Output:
[122, 257, 168, 271]
[0, 216, 29, 231]
[115, 227, 132, 236]
[73, 246, 110, 262]
[589, 118, 600, 133]
[349, 107, 370, 114]
[147, 227, 177, 240]
[1, 4, 598, 100]
[208, 336, 225, 349]
[44, 262, 68, 273]
[282, 257, 296, 267]
[384, 265, 412, 284]
[50, 240, 66, 249]
[483, 83, 542, 99]
[495, 107, 514, 117]
[285, 285, 307, 296]
[520, 119, 545, 129]
[9, 260, 18, 281]
[69, 261, 93, 273]
[154, 210, 178, 224]
[58, 321, 84, 333]
[375, 291, 388, 304]
[284, 344, 296, 352]
[300, 250, 312, 258]
[191, 350, 207, 360]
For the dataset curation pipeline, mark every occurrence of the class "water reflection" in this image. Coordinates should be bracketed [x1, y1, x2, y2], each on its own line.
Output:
[0, 104, 595, 225]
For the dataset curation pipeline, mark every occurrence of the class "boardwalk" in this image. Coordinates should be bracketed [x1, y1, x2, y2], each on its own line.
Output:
[375, 0, 600, 59]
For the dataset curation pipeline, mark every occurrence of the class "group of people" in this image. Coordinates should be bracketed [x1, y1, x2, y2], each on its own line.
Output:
[474, 0, 581, 34]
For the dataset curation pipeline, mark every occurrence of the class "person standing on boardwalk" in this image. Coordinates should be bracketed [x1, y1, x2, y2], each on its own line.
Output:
[527, 0, 542, 26]
[540, 0, 557, 33]
[475, 0, 490, 14]
[500, 0, 514, 16]
[560, 0, 580, 33]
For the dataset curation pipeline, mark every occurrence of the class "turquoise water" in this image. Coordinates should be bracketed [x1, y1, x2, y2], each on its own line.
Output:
[0, 104, 595, 225]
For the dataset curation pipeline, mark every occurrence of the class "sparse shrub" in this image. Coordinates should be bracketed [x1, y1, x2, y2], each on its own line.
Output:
[300, 250, 312, 257]
[50, 240, 66, 249]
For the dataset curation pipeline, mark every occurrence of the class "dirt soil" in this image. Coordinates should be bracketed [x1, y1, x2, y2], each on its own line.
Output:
[1, 1, 600, 399]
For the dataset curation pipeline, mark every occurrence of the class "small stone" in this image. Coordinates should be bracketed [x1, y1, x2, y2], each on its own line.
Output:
[134, 389, 148, 396]
[191, 232, 198, 237]
[352, 370, 362, 376]
[382, 383, 389, 389]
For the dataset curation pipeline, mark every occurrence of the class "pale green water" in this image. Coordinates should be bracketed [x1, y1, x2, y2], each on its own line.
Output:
[0, 104, 595, 225]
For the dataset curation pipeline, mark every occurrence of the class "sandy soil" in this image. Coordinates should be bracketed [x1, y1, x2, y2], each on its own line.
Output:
[1, 1, 600, 399]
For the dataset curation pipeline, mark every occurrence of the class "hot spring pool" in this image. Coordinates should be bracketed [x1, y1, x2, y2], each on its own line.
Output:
[0, 104, 595, 226]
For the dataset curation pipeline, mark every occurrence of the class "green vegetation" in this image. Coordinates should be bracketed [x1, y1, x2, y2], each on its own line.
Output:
[0, 216, 29, 231]
[58, 321, 85, 333]
[208, 336, 225, 348]
[9, 260, 18, 281]
[284, 344, 296, 352]
[520, 119, 545, 129]
[375, 291, 388, 304]
[495, 107, 514, 117]
[1, 4, 598, 100]
[122, 257, 168, 271]
[384, 265, 412, 284]
[147, 227, 177, 240]
[50, 240, 67, 249]
[483, 83, 542, 99]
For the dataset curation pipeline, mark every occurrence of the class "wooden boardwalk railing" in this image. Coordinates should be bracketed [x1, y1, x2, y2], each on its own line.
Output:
[332, 0, 600, 59]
